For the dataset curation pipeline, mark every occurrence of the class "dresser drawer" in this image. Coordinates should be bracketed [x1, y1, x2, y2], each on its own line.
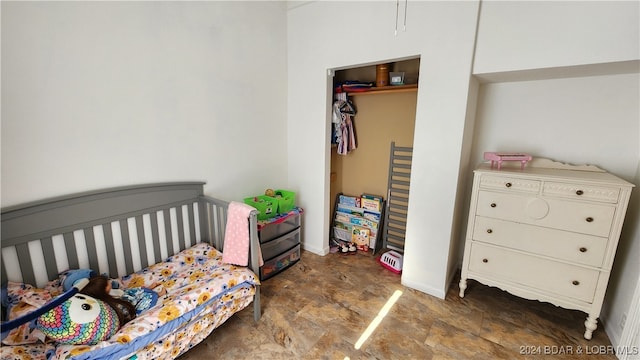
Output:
[476, 191, 615, 237]
[480, 175, 541, 194]
[468, 243, 599, 303]
[261, 227, 300, 261]
[543, 182, 620, 204]
[472, 216, 607, 267]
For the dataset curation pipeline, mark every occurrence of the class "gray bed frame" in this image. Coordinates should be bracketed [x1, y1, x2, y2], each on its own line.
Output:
[1, 182, 261, 321]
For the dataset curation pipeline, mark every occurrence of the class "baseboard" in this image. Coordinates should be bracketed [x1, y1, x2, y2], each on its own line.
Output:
[301, 242, 329, 256]
[401, 278, 446, 299]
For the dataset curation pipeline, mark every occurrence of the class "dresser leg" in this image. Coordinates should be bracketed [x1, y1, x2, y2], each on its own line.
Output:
[584, 315, 598, 340]
[459, 278, 467, 298]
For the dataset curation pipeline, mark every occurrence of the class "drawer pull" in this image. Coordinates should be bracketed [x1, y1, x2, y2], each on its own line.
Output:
[576, 190, 584, 195]
[482, 258, 488, 263]
[572, 280, 580, 286]
[490, 203, 497, 208]
[505, 182, 512, 188]
[586, 217, 594, 222]
[579, 247, 587, 253]
[486, 229, 493, 234]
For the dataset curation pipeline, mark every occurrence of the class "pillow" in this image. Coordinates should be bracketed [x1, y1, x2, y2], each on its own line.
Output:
[36, 293, 120, 345]
[1, 282, 50, 345]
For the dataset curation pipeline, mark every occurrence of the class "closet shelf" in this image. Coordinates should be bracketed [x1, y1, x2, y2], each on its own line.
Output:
[347, 83, 418, 96]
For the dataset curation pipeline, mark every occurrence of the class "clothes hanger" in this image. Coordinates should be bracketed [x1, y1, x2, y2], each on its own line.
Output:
[340, 99, 356, 115]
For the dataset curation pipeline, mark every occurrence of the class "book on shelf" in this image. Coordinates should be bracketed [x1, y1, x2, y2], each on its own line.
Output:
[361, 194, 383, 212]
[352, 226, 370, 251]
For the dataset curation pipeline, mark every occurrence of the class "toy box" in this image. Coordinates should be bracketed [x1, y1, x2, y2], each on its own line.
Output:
[244, 195, 278, 220]
[274, 189, 296, 213]
[260, 245, 300, 280]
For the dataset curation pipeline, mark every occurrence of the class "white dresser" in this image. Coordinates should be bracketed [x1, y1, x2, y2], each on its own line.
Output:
[459, 159, 634, 340]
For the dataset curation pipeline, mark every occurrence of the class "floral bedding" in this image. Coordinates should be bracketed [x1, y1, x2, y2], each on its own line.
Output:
[1, 242, 259, 360]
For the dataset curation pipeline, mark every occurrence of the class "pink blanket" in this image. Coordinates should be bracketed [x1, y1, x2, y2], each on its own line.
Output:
[222, 201, 264, 266]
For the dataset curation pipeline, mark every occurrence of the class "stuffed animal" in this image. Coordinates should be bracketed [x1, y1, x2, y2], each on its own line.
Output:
[60, 269, 96, 292]
[36, 293, 120, 345]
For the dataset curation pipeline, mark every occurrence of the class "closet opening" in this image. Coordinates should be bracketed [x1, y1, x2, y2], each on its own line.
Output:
[328, 56, 420, 260]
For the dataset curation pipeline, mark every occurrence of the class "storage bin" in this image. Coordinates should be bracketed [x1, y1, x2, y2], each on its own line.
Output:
[260, 244, 300, 280]
[261, 228, 300, 260]
[244, 195, 278, 220]
[274, 189, 296, 213]
[259, 213, 300, 243]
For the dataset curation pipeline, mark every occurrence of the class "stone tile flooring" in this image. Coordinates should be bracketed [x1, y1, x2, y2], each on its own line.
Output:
[179, 250, 616, 359]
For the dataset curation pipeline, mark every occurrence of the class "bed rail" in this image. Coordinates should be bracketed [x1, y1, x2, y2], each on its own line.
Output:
[1, 182, 261, 321]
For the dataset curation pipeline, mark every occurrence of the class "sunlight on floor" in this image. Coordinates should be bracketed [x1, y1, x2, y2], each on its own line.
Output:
[354, 289, 404, 350]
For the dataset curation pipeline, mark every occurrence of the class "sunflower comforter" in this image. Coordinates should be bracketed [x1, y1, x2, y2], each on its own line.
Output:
[1, 242, 259, 360]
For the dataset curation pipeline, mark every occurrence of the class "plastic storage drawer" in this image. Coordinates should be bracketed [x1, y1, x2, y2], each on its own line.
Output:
[261, 228, 300, 260]
[260, 244, 300, 280]
[259, 213, 300, 243]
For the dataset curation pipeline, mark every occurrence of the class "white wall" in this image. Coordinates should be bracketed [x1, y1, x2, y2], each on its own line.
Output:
[471, 74, 639, 179]
[474, 0, 639, 75]
[287, 1, 480, 297]
[1, 1, 288, 207]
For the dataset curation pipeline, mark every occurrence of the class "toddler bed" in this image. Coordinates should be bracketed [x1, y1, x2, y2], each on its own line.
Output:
[0, 182, 261, 360]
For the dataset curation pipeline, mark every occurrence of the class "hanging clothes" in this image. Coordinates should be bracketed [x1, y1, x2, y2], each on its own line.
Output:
[332, 92, 357, 155]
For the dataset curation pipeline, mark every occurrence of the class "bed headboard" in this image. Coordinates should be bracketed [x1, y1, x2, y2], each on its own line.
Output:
[1, 182, 243, 288]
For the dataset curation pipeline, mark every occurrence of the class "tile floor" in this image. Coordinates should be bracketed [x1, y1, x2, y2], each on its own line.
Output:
[179, 249, 617, 359]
